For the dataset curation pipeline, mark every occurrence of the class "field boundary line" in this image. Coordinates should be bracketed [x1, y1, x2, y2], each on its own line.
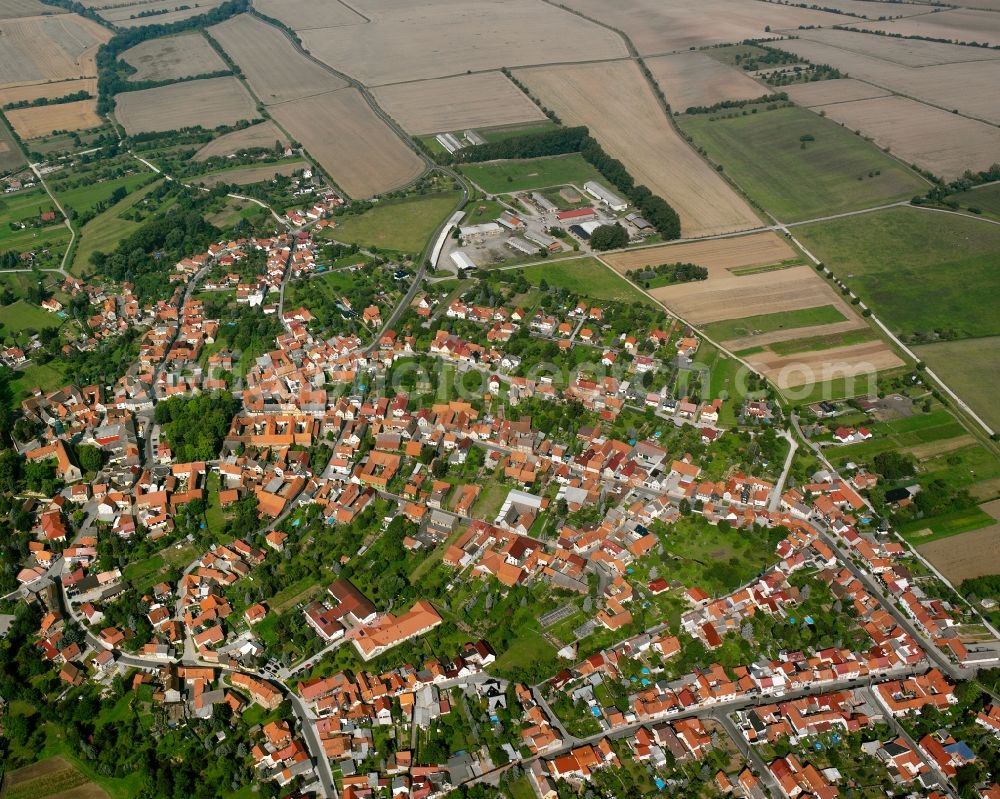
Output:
[781, 223, 997, 439]
[246, 8, 434, 195]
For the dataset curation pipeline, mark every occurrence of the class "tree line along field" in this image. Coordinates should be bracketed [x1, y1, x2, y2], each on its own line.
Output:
[191, 159, 309, 187]
[793, 207, 1000, 341]
[855, 7, 1000, 47]
[70, 178, 164, 276]
[96, 0, 225, 29]
[113, 76, 259, 134]
[645, 50, 769, 113]
[0, 77, 96, 107]
[0, 0, 67, 18]
[5, 100, 103, 140]
[675, 105, 927, 222]
[516, 59, 762, 238]
[457, 154, 604, 195]
[192, 120, 289, 160]
[120, 32, 228, 82]
[603, 230, 799, 277]
[767, 33, 1000, 177]
[949, 183, 1000, 221]
[771, 32, 1000, 124]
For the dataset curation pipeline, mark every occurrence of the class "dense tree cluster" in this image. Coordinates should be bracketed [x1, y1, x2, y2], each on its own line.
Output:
[2, 90, 92, 111]
[588, 223, 628, 251]
[448, 126, 588, 165]
[154, 391, 239, 462]
[684, 92, 788, 115]
[580, 135, 681, 240]
[65, 0, 251, 113]
[628, 261, 708, 285]
[88, 186, 220, 300]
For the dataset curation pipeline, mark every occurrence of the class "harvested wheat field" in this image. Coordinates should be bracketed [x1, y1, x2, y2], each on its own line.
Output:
[192, 160, 309, 186]
[858, 9, 1000, 47]
[769, 0, 926, 17]
[100, 0, 223, 27]
[269, 88, 424, 198]
[517, 60, 760, 238]
[744, 339, 904, 389]
[788, 26, 1000, 68]
[373, 72, 546, 135]
[0, 13, 110, 88]
[194, 121, 289, 160]
[603, 231, 797, 277]
[121, 32, 227, 82]
[0, 77, 95, 106]
[819, 95, 1000, 180]
[115, 76, 259, 134]
[563, 0, 845, 55]
[253, 0, 366, 30]
[771, 36, 1000, 124]
[5, 99, 102, 138]
[918, 501, 1000, 583]
[0, 0, 67, 18]
[299, 0, 627, 86]
[210, 13, 346, 105]
[645, 51, 767, 112]
[646, 264, 846, 324]
[784, 79, 890, 108]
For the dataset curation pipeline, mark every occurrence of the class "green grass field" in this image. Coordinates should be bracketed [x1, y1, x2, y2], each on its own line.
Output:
[54, 172, 155, 219]
[8, 361, 68, 403]
[948, 183, 1000, 221]
[0, 271, 65, 302]
[518, 257, 656, 305]
[327, 191, 460, 255]
[794, 207, 1000, 339]
[462, 198, 505, 225]
[0, 186, 60, 247]
[703, 304, 846, 341]
[898, 506, 996, 545]
[824, 408, 970, 467]
[1, 299, 60, 333]
[769, 327, 877, 356]
[676, 106, 926, 221]
[914, 336, 1000, 433]
[71, 179, 163, 275]
[489, 631, 560, 678]
[458, 153, 603, 194]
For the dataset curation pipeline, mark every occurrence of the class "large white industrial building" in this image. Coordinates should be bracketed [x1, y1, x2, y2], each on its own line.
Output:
[584, 180, 629, 212]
